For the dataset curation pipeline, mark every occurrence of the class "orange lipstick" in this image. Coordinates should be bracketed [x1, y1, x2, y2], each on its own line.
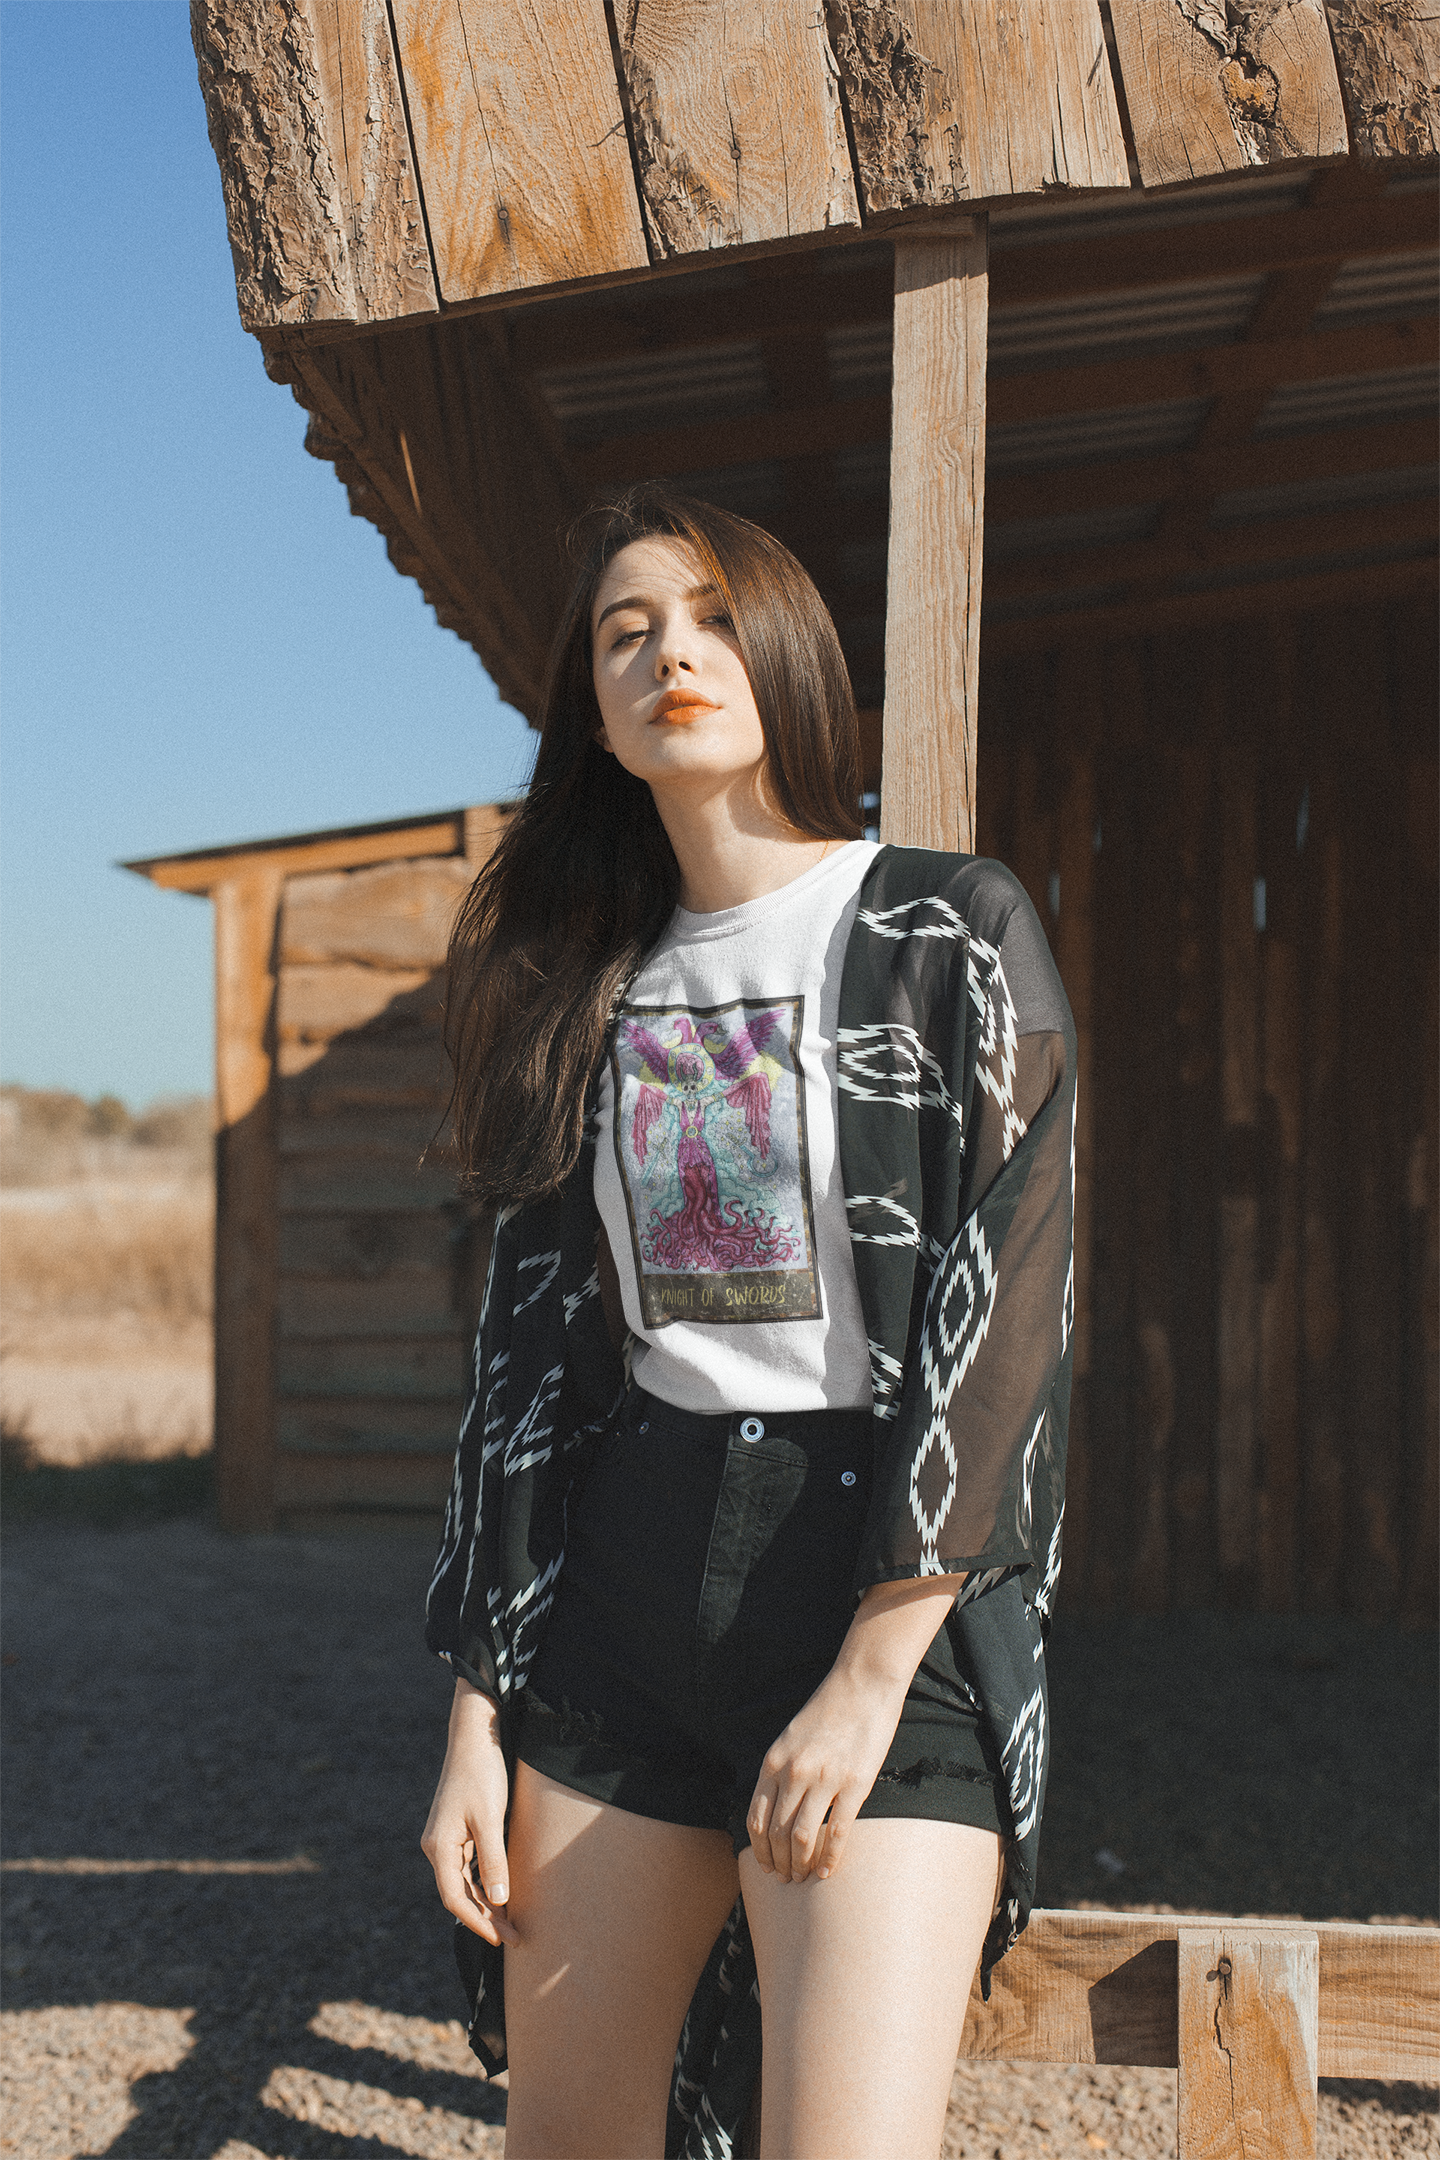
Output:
[652, 689, 717, 724]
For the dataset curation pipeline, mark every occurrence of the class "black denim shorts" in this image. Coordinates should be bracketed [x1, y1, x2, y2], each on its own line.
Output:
[515, 1386, 1004, 1854]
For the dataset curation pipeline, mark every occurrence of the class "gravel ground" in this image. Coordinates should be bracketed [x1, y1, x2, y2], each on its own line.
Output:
[2, 1517, 1435, 2159]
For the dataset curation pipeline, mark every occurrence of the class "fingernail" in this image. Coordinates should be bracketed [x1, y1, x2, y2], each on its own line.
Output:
[490, 1885, 508, 1903]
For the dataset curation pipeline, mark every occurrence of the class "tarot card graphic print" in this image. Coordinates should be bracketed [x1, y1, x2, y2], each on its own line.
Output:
[610, 996, 819, 1328]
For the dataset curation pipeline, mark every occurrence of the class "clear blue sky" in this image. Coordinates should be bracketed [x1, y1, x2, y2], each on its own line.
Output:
[0, 1, 536, 1104]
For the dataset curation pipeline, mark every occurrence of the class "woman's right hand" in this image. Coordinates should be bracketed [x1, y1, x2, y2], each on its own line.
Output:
[421, 1677, 521, 1946]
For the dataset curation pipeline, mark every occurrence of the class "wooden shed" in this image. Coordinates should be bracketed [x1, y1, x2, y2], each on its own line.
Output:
[126, 805, 506, 1533]
[182, 0, 1438, 1616]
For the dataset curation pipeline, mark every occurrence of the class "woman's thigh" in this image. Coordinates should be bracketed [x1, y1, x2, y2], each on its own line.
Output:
[740, 1818, 1002, 2160]
[502, 1761, 741, 2160]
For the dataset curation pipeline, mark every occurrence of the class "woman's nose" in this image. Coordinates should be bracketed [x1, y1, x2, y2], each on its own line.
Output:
[654, 616, 696, 678]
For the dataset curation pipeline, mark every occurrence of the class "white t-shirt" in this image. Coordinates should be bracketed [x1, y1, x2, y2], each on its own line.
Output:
[595, 840, 878, 1414]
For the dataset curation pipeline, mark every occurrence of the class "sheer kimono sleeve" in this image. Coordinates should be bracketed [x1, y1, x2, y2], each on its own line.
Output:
[856, 892, 1076, 1591]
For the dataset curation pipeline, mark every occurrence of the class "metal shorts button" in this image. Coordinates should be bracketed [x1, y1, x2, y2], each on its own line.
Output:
[639, 1420, 650, 1433]
[739, 1416, 765, 1443]
[841, 1470, 857, 1486]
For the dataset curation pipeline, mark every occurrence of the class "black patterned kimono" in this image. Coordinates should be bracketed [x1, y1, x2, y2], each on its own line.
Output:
[426, 845, 1077, 2160]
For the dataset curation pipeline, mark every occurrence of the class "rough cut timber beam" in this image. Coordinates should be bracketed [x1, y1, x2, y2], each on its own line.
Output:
[1107, 0, 1348, 187]
[881, 222, 987, 854]
[617, 0, 859, 254]
[825, 0, 1129, 210]
[190, 0, 436, 328]
[1325, 0, 1440, 157]
[388, 0, 649, 302]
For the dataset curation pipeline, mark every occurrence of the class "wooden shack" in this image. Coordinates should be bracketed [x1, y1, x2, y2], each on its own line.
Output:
[181, 0, 1438, 1619]
[126, 804, 506, 1532]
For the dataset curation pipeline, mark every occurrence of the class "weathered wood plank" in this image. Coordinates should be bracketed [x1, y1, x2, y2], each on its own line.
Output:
[1177, 1925, 1317, 2159]
[1324, 0, 1440, 158]
[277, 1396, 463, 1452]
[1106, 0, 1348, 188]
[959, 1909, 1440, 2083]
[190, 0, 436, 328]
[277, 1032, 451, 1102]
[275, 1450, 454, 1511]
[213, 866, 285, 1532]
[880, 222, 987, 854]
[277, 1336, 467, 1400]
[279, 1271, 458, 1339]
[132, 811, 467, 894]
[279, 1155, 457, 1212]
[616, 0, 858, 256]
[1216, 674, 1260, 1600]
[276, 1108, 443, 1157]
[390, 0, 649, 302]
[277, 962, 440, 1041]
[827, 0, 1128, 212]
[278, 1208, 456, 1279]
[1050, 656, 1098, 1601]
[281, 857, 473, 969]
[1257, 624, 1303, 1612]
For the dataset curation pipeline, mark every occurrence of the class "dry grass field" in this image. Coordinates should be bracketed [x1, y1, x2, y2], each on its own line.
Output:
[0, 1088, 213, 1464]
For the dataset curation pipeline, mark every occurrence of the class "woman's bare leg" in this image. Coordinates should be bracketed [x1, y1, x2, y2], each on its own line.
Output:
[501, 1762, 741, 2160]
[740, 1818, 1002, 2160]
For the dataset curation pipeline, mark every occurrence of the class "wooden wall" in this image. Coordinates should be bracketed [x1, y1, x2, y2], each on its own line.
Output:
[271, 852, 478, 1525]
[976, 594, 1439, 1622]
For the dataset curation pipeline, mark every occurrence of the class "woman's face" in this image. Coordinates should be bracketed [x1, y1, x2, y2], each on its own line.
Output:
[590, 538, 767, 798]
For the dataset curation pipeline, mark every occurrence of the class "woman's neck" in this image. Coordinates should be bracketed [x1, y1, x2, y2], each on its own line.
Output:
[652, 775, 838, 914]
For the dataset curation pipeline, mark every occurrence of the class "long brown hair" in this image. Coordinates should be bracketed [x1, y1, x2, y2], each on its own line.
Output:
[445, 484, 863, 1207]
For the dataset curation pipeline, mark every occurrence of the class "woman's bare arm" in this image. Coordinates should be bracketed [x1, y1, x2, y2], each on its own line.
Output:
[745, 1575, 966, 1884]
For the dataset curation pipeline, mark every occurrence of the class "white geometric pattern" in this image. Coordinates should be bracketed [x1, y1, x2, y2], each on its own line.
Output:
[856, 895, 971, 942]
[911, 1212, 998, 1568]
[968, 942, 1028, 1163]
[838, 1022, 965, 1130]
[1002, 1683, 1047, 1843]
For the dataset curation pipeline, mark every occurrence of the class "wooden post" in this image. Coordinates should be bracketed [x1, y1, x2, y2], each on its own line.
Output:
[213, 866, 284, 1532]
[1177, 1924, 1319, 2159]
[881, 220, 987, 855]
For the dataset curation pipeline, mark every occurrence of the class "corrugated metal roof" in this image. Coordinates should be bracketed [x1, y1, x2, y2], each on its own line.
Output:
[827, 276, 1265, 392]
[988, 273, 1265, 371]
[1255, 364, 1437, 437]
[986, 504, 1160, 562]
[536, 343, 770, 445]
[1312, 250, 1439, 330]
[989, 168, 1311, 249]
[989, 396, 1209, 471]
[1211, 463, 1437, 525]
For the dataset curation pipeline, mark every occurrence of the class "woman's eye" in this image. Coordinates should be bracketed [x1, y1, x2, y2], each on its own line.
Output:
[704, 612, 734, 631]
[611, 626, 645, 647]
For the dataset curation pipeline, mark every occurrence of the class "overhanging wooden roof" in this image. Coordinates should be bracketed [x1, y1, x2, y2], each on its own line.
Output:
[192, 1, 1438, 721]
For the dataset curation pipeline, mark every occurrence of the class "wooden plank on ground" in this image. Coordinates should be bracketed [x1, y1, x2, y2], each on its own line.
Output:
[616, 0, 857, 255]
[390, 0, 649, 302]
[191, 0, 436, 329]
[827, 0, 1128, 212]
[1106, 0, 1347, 188]
[1323, 0, 1440, 157]
[282, 857, 473, 969]
[1177, 1924, 1318, 2159]
[881, 222, 987, 854]
[959, 1909, 1440, 2082]
[279, 1272, 458, 1339]
[213, 866, 285, 1533]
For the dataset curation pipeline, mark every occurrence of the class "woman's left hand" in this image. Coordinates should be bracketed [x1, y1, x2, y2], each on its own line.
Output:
[745, 1663, 906, 1884]
[745, 1572, 967, 1884]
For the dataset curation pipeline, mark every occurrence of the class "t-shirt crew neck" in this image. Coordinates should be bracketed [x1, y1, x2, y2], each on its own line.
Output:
[595, 839, 879, 1414]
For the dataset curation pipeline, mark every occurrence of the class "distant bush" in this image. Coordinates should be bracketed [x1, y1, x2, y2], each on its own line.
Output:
[0, 1429, 213, 1523]
[0, 1086, 212, 1187]
[0, 1186, 214, 1319]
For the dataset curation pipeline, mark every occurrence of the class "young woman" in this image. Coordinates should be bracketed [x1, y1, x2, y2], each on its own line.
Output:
[422, 487, 1076, 2160]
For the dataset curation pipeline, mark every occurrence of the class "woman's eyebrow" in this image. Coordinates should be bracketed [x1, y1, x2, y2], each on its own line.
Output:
[594, 582, 721, 630]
